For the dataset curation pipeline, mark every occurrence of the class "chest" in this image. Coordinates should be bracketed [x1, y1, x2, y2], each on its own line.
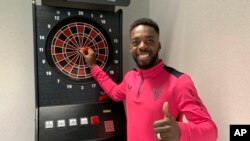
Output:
[126, 77, 177, 113]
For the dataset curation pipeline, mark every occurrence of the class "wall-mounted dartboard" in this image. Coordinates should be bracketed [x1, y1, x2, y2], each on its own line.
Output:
[46, 17, 113, 83]
[33, 0, 129, 140]
[35, 5, 123, 106]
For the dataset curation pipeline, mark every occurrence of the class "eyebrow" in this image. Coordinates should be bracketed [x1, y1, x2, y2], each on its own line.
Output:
[131, 35, 155, 40]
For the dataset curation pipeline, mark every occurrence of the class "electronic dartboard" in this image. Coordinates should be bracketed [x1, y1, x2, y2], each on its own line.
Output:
[33, 0, 129, 141]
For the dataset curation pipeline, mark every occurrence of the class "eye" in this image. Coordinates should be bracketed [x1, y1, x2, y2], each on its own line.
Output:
[145, 39, 154, 45]
[131, 40, 140, 46]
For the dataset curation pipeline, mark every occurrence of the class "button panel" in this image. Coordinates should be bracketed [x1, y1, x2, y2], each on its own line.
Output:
[39, 103, 126, 140]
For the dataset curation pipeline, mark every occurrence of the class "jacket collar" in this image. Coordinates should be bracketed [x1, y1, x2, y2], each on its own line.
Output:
[137, 60, 165, 78]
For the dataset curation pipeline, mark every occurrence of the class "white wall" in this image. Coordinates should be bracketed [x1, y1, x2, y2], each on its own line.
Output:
[0, 0, 148, 141]
[2, 0, 249, 141]
[117, 0, 149, 73]
[150, 0, 250, 141]
[0, 1, 35, 141]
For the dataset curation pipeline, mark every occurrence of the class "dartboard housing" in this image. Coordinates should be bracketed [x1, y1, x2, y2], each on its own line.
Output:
[34, 3, 126, 141]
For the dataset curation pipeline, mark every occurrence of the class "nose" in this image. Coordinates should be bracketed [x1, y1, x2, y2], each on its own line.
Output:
[138, 41, 147, 50]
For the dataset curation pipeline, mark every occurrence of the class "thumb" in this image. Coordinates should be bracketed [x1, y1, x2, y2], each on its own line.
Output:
[163, 102, 171, 118]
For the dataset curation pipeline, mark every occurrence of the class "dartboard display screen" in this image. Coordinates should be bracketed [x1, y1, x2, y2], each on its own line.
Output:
[46, 17, 112, 83]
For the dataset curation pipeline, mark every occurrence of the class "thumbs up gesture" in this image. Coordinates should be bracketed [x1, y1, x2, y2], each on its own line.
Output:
[153, 102, 180, 141]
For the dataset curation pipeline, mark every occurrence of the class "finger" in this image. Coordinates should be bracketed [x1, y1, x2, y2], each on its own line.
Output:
[154, 125, 171, 133]
[153, 118, 170, 127]
[83, 47, 94, 58]
[163, 102, 171, 118]
[87, 47, 94, 54]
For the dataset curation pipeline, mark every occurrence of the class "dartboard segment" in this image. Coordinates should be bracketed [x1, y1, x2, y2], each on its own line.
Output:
[46, 17, 112, 83]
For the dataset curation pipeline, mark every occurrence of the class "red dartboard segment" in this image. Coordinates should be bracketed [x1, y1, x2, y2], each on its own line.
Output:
[46, 17, 112, 83]
[62, 28, 72, 37]
[89, 29, 98, 38]
[77, 25, 84, 33]
[55, 39, 64, 47]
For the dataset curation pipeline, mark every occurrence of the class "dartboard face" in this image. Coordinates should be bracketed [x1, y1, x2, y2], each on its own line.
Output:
[46, 17, 112, 83]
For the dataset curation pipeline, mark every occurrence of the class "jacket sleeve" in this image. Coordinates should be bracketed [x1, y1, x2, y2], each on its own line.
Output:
[91, 65, 126, 101]
[173, 74, 218, 141]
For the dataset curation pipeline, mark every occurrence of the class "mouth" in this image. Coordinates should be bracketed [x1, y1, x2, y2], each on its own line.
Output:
[138, 53, 150, 60]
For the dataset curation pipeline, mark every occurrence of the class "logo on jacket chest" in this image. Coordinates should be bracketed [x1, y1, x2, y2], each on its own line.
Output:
[128, 84, 164, 99]
[128, 84, 133, 90]
[153, 88, 164, 100]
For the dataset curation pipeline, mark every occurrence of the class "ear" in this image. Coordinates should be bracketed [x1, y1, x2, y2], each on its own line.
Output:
[129, 46, 133, 53]
[158, 42, 161, 51]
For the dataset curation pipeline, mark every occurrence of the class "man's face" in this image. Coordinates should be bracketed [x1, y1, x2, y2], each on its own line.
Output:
[130, 25, 161, 69]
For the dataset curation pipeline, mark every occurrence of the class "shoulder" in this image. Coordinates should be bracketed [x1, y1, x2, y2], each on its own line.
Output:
[174, 73, 196, 92]
[163, 66, 194, 88]
[163, 66, 183, 78]
[124, 68, 138, 78]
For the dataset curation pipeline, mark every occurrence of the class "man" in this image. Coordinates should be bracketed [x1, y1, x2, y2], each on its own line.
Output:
[83, 18, 218, 141]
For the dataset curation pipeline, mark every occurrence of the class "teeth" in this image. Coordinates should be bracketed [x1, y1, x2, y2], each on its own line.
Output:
[139, 54, 149, 58]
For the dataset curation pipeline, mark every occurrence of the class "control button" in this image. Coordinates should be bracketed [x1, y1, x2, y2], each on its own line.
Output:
[45, 120, 54, 129]
[80, 117, 88, 125]
[104, 120, 115, 132]
[91, 116, 100, 125]
[69, 118, 77, 126]
[57, 119, 66, 127]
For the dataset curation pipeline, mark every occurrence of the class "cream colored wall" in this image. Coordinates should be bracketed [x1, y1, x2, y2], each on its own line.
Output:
[150, 0, 250, 141]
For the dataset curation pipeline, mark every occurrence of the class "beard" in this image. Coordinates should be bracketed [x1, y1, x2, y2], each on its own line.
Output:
[132, 53, 159, 69]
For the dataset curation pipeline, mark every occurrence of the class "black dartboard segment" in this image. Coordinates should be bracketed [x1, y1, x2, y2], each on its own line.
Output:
[46, 17, 113, 83]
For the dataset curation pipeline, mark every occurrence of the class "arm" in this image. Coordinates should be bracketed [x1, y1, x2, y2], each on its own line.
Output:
[82, 47, 126, 101]
[91, 65, 126, 101]
[174, 74, 218, 141]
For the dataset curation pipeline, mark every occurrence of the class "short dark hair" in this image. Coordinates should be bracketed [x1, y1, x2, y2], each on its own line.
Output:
[129, 18, 159, 35]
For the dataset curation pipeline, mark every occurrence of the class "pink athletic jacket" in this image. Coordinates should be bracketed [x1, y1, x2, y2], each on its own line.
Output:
[91, 60, 218, 141]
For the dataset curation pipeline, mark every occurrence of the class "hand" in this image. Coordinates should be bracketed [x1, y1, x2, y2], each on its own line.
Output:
[81, 47, 96, 68]
[153, 102, 180, 141]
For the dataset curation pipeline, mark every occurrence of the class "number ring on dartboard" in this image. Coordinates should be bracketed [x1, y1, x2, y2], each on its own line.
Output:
[46, 17, 113, 83]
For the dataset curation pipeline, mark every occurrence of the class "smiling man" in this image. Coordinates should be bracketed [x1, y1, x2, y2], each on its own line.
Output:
[129, 23, 161, 69]
[83, 18, 218, 141]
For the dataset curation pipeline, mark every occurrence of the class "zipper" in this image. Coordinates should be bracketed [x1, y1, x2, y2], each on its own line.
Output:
[137, 72, 144, 96]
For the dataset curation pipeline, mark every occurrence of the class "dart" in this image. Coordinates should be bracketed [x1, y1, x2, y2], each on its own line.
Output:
[80, 46, 88, 55]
